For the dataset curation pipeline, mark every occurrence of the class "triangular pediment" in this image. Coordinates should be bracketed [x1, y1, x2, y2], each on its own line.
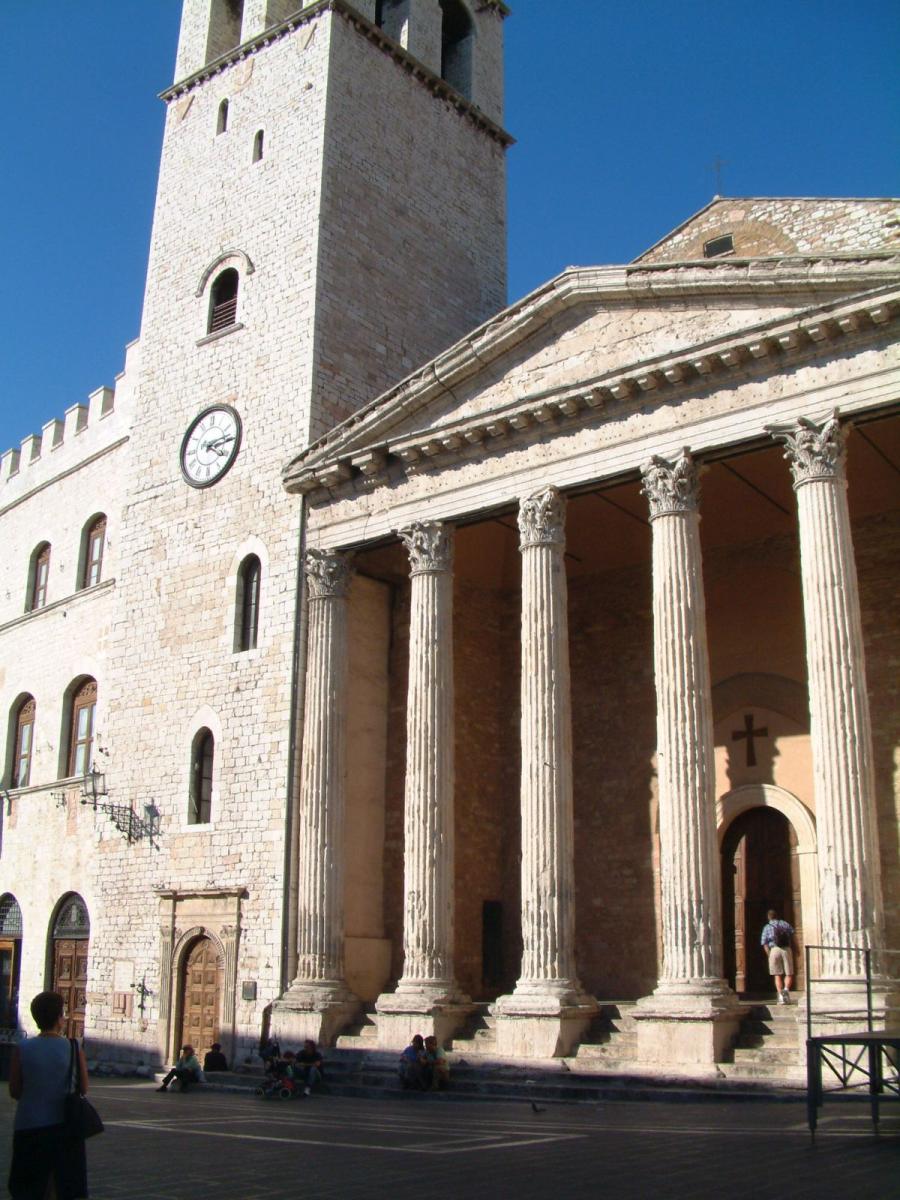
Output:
[284, 258, 900, 495]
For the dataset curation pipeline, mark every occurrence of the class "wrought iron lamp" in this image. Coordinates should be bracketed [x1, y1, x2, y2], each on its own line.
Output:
[80, 765, 161, 847]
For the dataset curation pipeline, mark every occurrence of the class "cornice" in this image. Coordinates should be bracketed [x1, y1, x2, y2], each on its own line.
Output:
[284, 283, 900, 500]
[0, 578, 116, 638]
[160, 1, 513, 147]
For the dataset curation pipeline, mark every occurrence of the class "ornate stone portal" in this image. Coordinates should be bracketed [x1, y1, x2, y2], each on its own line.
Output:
[633, 453, 741, 1064]
[375, 522, 473, 1046]
[272, 549, 360, 1045]
[493, 489, 597, 1057]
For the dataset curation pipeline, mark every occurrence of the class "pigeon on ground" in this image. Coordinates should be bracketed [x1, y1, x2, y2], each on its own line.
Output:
[531, 1101, 546, 1113]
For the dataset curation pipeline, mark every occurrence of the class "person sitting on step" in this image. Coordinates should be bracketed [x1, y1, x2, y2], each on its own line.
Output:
[156, 1045, 201, 1092]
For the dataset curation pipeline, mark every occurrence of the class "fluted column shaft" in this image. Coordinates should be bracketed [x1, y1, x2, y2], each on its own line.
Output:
[769, 415, 884, 977]
[514, 488, 581, 996]
[642, 453, 724, 988]
[295, 549, 353, 990]
[397, 522, 458, 996]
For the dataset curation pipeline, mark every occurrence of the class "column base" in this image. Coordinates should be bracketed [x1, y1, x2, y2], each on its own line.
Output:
[270, 981, 360, 1048]
[374, 984, 473, 1049]
[633, 980, 741, 1065]
[492, 984, 598, 1058]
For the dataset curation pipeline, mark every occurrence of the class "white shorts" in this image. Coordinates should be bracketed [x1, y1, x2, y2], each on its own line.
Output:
[768, 946, 793, 976]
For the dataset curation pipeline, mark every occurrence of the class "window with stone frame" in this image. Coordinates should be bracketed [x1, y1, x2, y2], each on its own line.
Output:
[12, 698, 35, 789]
[217, 98, 229, 135]
[208, 268, 239, 333]
[189, 729, 214, 825]
[82, 515, 107, 589]
[29, 543, 51, 611]
[236, 555, 261, 652]
[68, 679, 97, 778]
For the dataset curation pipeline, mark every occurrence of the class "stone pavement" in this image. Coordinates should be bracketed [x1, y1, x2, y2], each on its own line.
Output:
[0, 1083, 896, 1200]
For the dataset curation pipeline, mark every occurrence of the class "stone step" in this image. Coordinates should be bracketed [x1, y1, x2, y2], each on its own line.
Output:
[732, 1046, 801, 1067]
[575, 1037, 638, 1061]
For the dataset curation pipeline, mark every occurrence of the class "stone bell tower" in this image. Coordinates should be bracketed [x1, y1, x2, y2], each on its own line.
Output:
[93, 0, 509, 1065]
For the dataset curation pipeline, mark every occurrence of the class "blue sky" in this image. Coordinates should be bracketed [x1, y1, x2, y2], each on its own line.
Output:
[2, 1, 898, 453]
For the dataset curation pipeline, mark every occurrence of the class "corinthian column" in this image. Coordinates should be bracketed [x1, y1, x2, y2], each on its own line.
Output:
[273, 549, 359, 1044]
[376, 522, 471, 1047]
[634, 452, 738, 1064]
[494, 488, 595, 1058]
[768, 414, 885, 982]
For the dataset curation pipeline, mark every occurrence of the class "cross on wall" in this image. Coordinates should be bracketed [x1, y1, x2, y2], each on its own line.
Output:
[732, 713, 769, 767]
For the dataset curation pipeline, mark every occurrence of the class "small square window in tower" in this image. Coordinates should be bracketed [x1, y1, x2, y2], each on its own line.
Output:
[208, 269, 239, 333]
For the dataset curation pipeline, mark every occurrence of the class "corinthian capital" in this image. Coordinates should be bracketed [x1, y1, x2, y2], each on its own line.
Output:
[399, 522, 453, 574]
[641, 450, 700, 519]
[518, 487, 566, 548]
[305, 549, 353, 599]
[767, 412, 846, 488]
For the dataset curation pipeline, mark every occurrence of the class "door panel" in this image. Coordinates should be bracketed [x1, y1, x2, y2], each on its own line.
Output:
[52, 938, 89, 1039]
[178, 939, 222, 1059]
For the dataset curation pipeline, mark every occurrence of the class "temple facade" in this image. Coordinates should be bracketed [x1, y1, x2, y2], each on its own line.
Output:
[0, 0, 897, 1075]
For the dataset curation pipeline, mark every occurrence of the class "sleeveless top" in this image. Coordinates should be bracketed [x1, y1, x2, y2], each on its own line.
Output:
[14, 1036, 73, 1131]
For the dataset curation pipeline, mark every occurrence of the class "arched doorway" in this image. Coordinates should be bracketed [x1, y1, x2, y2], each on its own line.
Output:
[50, 894, 90, 1039]
[177, 936, 223, 1058]
[0, 895, 23, 1029]
[721, 807, 804, 996]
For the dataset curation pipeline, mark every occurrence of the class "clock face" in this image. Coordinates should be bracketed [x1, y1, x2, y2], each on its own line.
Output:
[180, 405, 242, 488]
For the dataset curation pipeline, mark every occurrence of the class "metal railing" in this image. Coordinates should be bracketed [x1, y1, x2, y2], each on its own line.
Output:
[804, 943, 900, 1041]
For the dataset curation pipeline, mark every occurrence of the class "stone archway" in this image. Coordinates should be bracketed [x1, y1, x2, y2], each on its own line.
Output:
[718, 784, 818, 997]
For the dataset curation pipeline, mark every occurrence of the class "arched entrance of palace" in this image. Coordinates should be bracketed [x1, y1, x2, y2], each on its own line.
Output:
[0, 895, 23, 1030]
[721, 807, 806, 996]
[49, 894, 90, 1039]
[176, 935, 223, 1058]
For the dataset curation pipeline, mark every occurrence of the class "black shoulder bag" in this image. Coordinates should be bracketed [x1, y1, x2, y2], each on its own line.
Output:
[63, 1038, 104, 1139]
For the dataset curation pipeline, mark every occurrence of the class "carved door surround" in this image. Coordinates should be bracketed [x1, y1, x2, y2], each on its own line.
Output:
[717, 784, 819, 995]
[157, 889, 245, 1063]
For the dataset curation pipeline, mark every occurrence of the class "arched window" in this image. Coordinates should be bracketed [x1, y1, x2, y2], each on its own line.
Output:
[12, 697, 35, 789]
[236, 555, 261, 651]
[81, 515, 107, 589]
[252, 129, 264, 162]
[217, 98, 229, 135]
[439, 0, 473, 98]
[189, 729, 214, 825]
[28, 542, 51, 611]
[208, 268, 239, 333]
[68, 679, 97, 777]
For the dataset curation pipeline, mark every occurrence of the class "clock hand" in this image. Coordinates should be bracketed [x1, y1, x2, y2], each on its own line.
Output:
[202, 434, 236, 452]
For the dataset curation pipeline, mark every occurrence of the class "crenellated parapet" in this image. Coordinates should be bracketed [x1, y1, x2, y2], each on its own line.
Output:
[0, 340, 139, 500]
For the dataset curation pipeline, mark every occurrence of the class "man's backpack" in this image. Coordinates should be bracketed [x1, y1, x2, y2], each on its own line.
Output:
[774, 925, 791, 949]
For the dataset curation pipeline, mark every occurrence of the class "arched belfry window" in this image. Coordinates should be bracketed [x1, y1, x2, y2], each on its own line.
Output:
[206, 0, 245, 65]
[28, 542, 51, 612]
[217, 98, 229, 135]
[375, 0, 408, 42]
[236, 555, 261, 652]
[440, 0, 474, 98]
[12, 697, 35, 789]
[189, 729, 214, 825]
[208, 268, 239, 333]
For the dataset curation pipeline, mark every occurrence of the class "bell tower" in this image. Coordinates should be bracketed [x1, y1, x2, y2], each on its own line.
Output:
[97, 0, 509, 1062]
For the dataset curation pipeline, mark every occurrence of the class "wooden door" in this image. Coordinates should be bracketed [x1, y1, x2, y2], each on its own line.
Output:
[52, 939, 89, 1039]
[722, 807, 803, 996]
[0, 939, 21, 1028]
[178, 938, 221, 1057]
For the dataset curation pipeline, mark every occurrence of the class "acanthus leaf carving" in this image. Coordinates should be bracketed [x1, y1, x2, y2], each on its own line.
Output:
[304, 548, 353, 599]
[766, 411, 846, 488]
[641, 449, 700, 518]
[398, 521, 453, 574]
[518, 487, 566, 548]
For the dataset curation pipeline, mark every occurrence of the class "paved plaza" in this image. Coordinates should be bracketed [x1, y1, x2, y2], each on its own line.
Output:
[0, 1083, 897, 1199]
